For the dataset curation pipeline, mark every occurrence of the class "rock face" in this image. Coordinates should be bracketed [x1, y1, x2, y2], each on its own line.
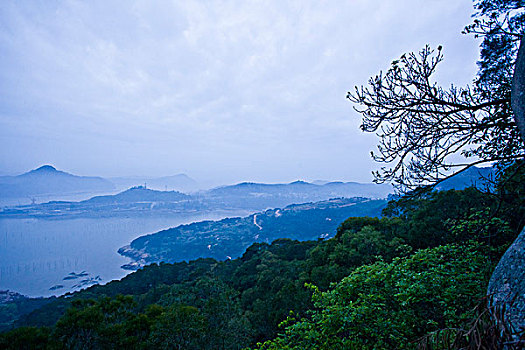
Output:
[512, 36, 525, 142]
[488, 227, 525, 338]
[489, 33, 525, 347]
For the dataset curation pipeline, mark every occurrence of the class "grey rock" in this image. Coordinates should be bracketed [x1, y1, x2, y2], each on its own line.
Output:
[488, 227, 525, 338]
[512, 35, 525, 143]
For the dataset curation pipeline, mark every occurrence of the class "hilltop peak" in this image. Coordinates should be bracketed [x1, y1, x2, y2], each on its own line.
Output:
[22, 165, 64, 177]
[126, 185, 151, 192]
[1, 165, 114, 198]
[289, 180, 310, 185]
[34, 165, 57, 172]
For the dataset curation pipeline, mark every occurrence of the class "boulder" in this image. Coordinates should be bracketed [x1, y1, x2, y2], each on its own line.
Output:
[488, 227, 525, 341]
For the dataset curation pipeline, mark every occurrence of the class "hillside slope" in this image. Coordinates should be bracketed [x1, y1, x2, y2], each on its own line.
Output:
[0, 165, 114, 198]
[118, 197, 386, 268]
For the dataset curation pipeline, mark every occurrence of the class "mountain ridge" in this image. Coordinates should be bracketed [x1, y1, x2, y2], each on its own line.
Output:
[0, 165, 114, 199]
[0, 178, 392, 218]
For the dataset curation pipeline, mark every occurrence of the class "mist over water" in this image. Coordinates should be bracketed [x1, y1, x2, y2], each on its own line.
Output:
[0, 213, 248, 297]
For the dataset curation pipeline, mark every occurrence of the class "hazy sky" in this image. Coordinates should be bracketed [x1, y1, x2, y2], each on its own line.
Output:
[0, 0, 480, 185]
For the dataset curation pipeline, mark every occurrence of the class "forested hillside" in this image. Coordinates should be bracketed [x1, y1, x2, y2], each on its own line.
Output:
[1, 181, 523, 348]
[119, 197, 386, 269]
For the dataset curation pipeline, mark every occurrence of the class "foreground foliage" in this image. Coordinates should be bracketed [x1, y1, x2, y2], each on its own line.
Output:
[257, 244, 491, 350]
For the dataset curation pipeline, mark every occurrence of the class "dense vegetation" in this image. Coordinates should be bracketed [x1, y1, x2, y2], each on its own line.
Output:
[1, 173, 523, 348]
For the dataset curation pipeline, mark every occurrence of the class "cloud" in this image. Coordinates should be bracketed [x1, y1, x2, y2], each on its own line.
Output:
[0, 0, 480, 183]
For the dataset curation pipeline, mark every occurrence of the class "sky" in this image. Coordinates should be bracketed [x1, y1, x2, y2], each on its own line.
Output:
[0, 0, 480, 186]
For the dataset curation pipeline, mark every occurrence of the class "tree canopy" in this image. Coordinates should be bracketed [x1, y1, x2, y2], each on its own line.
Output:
[347, 1, 525, 192]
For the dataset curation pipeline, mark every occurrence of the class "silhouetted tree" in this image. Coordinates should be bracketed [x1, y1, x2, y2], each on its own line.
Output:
[347, 1, 525, 192]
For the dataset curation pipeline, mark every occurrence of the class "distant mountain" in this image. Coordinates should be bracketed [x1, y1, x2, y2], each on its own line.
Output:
[0, 179, 392, 218]
[118, 197, 387, 268]
[110, 174, 199, 193]
[0, 165, 114, 198]
[202, 180, 391, 210]
[312, 180, 330, 185]
[147, 174, 198, 192]
[436, 166, 495, 191]
[84, 186, 190, 204]
[0, 186, 200, 218]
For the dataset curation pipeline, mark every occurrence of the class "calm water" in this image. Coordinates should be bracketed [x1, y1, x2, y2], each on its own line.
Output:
[0, 212, 247, 297]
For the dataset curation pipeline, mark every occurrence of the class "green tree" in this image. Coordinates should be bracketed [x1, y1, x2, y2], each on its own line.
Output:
[159, 276, 251, 349]
[148, 304, 206, 350]
[0, 326, 51, 350]
[52, 299, 105, 349]
[257, 244, 492, 350]
[52, 295, 152, 349]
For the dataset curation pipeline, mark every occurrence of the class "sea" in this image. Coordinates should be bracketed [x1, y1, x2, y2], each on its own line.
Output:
[0, 212, 247, 298]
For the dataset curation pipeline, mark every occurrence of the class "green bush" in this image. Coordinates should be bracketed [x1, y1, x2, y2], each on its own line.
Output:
[257, 244, 492, 350]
